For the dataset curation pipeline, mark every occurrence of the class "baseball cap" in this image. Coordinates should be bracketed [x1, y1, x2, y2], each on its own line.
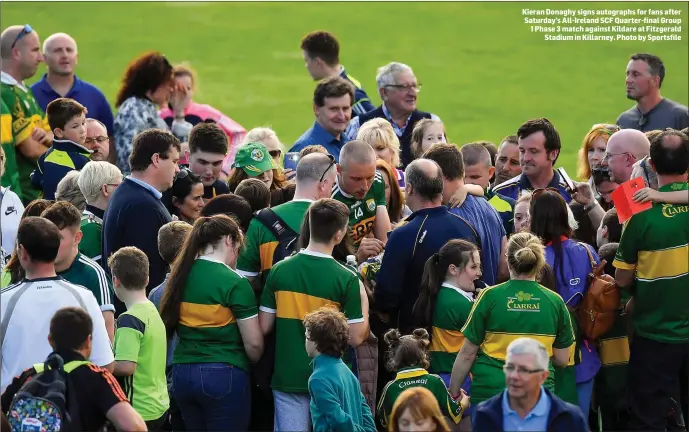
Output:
[232, 142, 276, 176]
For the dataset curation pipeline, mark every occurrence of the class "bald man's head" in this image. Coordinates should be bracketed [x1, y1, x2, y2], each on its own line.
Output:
[605, 129, 650, 183]
[42, 33, 77, 76]
[405, 158, 444, 202]
[339, 139, 376, 169]
[650, 129, 689, 177]
[0, 25, 43, 80]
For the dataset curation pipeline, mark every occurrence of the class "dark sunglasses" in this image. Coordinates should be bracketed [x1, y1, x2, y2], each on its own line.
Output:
[11, 24, 32, 49]
[269, 149, 282, 159]
[319, 154, 336, 183]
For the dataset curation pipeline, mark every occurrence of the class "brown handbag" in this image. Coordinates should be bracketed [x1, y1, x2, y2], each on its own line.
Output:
[576, 244, 621, 340]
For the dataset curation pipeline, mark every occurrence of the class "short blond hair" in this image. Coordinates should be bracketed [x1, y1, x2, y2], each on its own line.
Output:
[356, 118, 400, 168]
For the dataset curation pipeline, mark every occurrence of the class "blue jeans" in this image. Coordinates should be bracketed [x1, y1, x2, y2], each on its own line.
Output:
[172, 363, 250, 431]
[577, 378, 594, 430]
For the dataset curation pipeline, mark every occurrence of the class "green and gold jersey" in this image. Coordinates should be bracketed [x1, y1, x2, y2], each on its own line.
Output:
[377, 367, 464, 427]
[173, 257, 258, 371]
[260, 250, 363, 393]
[80, 210, 103, 267]
[1, 99, 20, 196]
[331, 172, 387, 246]
[460, 279, 575, 404]
[114, 301, 169, 421]
[613, 181, 689, 343]
[429, 283, 474, 374]
[1, 77, 51, 203]
[236, 199, 312, 277]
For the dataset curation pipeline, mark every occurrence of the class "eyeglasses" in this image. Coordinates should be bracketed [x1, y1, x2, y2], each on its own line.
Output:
[11, 24, 32, 49]
[269, 149, 282, 159]
[591, 124, 620, 135]
[603, 151, 630, 162]
[503, 364, 544, 377]
[85, 136, 109, 145]
[385, 83, 422, 93]
[319, 154, 336, 183]
[105, 183, 120, 189]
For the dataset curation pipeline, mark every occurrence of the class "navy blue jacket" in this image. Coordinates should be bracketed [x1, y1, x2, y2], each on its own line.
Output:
[375, 206, 479, 333]
[102, 178, 171, 315]
[31, 139, 91, 200]
[472, 388, 588, 432]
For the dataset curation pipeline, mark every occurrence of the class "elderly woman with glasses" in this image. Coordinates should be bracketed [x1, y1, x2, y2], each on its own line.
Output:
[449, 232, 574, 418]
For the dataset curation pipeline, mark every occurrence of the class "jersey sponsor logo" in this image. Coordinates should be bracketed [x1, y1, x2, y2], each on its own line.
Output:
[569, 278, 581, 286]
[366, 198, 375, 211]
[398, 378, 428, 389]
[351, 216, 375, 243]
[661, 204, 688, 218]
[506, 290, 540, 312]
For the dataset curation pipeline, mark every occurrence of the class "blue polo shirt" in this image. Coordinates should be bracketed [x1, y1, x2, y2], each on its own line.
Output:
[31, 74, 114, 134]
[502, 387, 551, 432]
[492, 169, 573, 203]
[289, 121, 349, 162]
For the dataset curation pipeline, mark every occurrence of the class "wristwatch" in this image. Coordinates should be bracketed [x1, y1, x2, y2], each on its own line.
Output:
[583, 201, 598, 213]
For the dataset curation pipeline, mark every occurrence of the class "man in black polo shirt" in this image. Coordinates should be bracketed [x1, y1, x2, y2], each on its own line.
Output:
[346, 62, 441, 168]
[187, 122, 230, 199]
[1, 307, 146, 431]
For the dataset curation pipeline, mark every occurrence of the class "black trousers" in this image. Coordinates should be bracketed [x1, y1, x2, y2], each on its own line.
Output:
[627, 335, 689, 431]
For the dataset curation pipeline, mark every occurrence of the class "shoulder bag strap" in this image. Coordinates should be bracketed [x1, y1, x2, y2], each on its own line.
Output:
[254, 208, 297, 242]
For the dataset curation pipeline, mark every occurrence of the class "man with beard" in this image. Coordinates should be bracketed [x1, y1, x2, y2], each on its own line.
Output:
[0, 24, 53, 203]
[493, 118, 572, 203]
[616, 53, 689, 132]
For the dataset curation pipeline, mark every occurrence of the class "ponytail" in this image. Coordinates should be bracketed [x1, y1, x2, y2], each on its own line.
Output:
[413, 253, 443, 328]
[160, 214, 243, 338]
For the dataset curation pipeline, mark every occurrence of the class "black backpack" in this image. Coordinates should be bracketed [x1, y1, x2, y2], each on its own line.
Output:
[251, 208, 299, 391]
[7, 353, 86, 432]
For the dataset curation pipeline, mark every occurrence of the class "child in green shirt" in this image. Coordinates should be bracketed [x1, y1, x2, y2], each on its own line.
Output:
[110, 246, 169, 430]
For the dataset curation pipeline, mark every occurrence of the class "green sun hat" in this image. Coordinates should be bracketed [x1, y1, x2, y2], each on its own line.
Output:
[232, 142, 276, 176]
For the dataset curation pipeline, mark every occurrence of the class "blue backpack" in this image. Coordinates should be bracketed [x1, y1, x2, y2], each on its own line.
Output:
[7, 353, 88, 432]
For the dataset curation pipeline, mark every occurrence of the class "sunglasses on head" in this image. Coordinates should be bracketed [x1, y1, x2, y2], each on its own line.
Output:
[319, 154, 336, 183]
[531, 187, 561, 199]
[591, 123, 621, 135]
[11, 24, 33, 49]
[175, 167, 191, 180]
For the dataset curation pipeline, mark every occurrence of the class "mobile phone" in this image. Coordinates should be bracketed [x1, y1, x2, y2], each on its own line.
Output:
[557, 167, 576, 192]
[284, 152, 300, 171]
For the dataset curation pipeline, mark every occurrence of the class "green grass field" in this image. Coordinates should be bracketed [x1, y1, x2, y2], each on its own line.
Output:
[3, 1, 687, 175]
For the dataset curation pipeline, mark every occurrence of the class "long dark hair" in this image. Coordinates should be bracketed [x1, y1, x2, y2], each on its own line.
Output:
[412, 239, 478, 329]
[297, 207, 355, 263]
[529, 190, 571, 292]
[4, 199, 53, 283]
[160, 214, 244, 338]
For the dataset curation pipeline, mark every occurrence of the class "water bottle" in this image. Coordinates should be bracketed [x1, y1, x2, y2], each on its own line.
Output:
[346, 255, 357, 269]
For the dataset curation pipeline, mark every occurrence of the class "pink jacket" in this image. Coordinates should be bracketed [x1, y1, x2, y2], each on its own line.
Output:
[159, 102, 246, 169]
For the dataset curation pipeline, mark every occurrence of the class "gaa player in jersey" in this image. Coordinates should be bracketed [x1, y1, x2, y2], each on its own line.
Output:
[332, 140, 391, 261]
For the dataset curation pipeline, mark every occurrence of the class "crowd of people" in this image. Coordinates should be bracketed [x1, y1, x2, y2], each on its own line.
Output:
[1, 23, 689, 432]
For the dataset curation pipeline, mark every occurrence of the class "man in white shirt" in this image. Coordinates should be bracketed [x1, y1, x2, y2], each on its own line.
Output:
[0, 216, 113, 392]
[0, 146, 24, 268]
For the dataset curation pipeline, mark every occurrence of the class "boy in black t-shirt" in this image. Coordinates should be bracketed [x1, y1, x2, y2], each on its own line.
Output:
[1, 307, 146, 431]
[187, 122, 230, 199]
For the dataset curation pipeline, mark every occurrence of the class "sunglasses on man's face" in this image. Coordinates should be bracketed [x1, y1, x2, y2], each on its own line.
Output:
[11, 24, 32, 49]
